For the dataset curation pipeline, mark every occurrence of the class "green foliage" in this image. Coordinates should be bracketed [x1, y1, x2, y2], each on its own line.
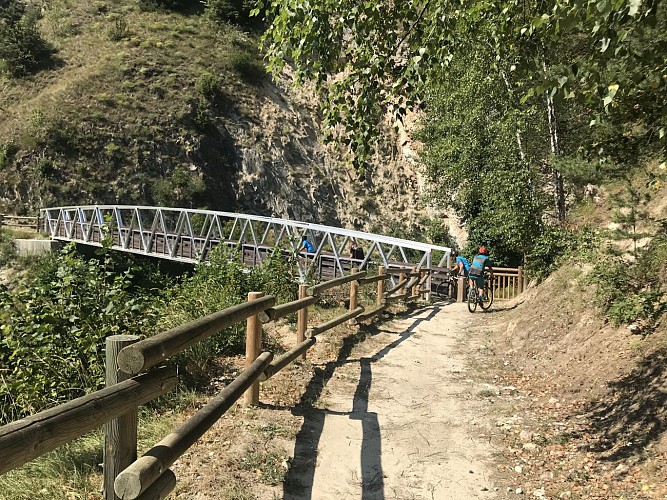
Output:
[0, 243, 159, 423]
[155, 246, 297, 385]
[206, 0, 260, 27]
[419, 48, 545, 266]
[229, 50, 265, 83]
[526, 226, 599, 280]
[107, 14, 129, 42]
[0, 143, 18, 170]
[0, 2, 53, 77]
[256, 0, 666, 170]
[195, 72, 221, 101]
[589, 229, 667, 329]
[0, 229, 16, 267]
[609, 177, 653, 257]
[151, 167, 207, 208]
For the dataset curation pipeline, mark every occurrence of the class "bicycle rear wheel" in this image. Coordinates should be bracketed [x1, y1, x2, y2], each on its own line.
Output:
[467, 285, 478, 312]
[480, 284, 494, 310]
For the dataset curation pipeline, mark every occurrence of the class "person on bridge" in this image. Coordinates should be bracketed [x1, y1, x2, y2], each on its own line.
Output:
[450, 250, 470, 278]
[349, 240, 364, 261]
[299, 235, 315, 253]
[468, 246, 494, 304]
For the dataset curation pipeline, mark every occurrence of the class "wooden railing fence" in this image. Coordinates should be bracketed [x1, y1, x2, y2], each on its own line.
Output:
[429, 265, 526, 302]
[0, 264, 431, 500]
[0, 214, 40, 232]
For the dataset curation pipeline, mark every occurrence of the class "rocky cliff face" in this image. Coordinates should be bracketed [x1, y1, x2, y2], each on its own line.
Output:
[215, 73, 446, 239]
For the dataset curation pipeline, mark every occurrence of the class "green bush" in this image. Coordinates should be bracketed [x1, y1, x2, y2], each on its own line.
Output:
[0, 4, 53, 77]
[589, 248, 667, 328]
[195, 72, 220, 101]
[0, 229, 16, 267]
[525, 226, 599, 280]
[230, 51, 265, 83]
[156, 246, 297, 386]
[0, 143, 18, 169]
[0, 244, 160, 423]
[107, 14, 129, 42]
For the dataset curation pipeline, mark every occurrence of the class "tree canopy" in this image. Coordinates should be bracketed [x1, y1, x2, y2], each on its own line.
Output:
[254, 0, 665, 169]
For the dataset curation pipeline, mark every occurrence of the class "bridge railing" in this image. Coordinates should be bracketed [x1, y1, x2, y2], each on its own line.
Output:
[40, 205, 452, 287]
[0, 264, 431, 500]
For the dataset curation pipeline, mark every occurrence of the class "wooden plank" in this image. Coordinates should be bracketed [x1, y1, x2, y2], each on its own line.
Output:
[0, 367, 177, 476]
[307, 271, 367, 296]
[307, 307, 365, 336]
[117, 296, 276, 375]
[259, 337, 316, 381]
[114, 353, 273, 500]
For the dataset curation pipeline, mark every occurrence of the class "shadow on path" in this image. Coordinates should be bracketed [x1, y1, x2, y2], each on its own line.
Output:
[283, 305, 441, 499]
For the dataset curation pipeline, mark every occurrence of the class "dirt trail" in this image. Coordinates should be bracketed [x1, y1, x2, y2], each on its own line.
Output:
[280, 302, 498, 500]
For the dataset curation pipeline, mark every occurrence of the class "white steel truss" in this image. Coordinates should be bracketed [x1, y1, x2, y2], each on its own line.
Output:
[40, 205, 452, 284]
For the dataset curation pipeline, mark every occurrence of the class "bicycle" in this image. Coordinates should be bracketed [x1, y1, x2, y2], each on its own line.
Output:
[467, 274, 494, 312]
[433, 271, 457, 300]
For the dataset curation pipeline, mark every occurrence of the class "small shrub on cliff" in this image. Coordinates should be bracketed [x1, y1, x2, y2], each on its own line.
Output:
[0, 3, 53, 77]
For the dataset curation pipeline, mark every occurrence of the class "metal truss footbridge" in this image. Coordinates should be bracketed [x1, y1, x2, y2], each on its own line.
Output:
[40, 205, 452, 284]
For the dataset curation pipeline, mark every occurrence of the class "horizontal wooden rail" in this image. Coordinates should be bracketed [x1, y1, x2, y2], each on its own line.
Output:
[404, 276, 420, 290]
[0, 367, 177, 476]
[307, 306, 365, 337]
[261, 296, 318, 323]
[259, 337, 317, 381]
[118, 296, 275, 375]
[355, 303, 388, 322]
[0, 214, 39, 229]
[307, 271, 367, 296]
[357, 274, 390, 285]
[385, 293, 408, 304]
[383, 268, 417, 276]
[384, 278, 408, 296]
[135, 469, 176, 500]
[115, 352, 273, 499]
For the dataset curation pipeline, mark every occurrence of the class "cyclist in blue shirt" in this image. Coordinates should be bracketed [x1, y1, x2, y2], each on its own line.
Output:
[299, 235, 315, 253]
[468, 246, 494, 303]
[450, 250, 470, 277]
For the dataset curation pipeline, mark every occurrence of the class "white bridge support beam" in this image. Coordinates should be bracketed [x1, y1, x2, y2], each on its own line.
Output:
[41, 206, 451, 283]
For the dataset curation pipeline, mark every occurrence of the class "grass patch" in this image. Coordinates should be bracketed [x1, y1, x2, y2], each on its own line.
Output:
[0, 410, 176, 500]
[236, 450, 287, 485]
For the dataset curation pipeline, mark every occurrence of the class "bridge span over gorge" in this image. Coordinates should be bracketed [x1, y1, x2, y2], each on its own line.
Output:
[40, 205, 454, 286]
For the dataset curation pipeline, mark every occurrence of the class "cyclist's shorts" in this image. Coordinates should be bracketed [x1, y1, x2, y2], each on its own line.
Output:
[470, 275, 485, 287]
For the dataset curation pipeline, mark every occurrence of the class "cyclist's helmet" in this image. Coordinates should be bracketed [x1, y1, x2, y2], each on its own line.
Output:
[451, 249, 458, 257]
[478, 246, 489, 255]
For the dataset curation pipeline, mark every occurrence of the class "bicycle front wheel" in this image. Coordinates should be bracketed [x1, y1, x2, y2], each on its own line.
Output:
[467, 286, 478, 312]
[435, 281, 449, 300]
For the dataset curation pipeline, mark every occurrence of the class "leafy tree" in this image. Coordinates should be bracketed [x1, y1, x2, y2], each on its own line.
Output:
[418, 48, 545, 265]
[0, 1, 53, 77]
[254, 0, 665, 170]
[609, 177, 653, 258]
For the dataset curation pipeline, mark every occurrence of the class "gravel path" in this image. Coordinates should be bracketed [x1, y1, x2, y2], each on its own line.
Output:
[281, 302, 498, 500]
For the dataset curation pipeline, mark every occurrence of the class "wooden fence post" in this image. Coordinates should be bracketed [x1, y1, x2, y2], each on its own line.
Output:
[411, 266, 417, 297]
[376, 266, 385, 306]
[297, 284, 308, 360]
[457, 275, 465, 303]
[104, 335, 140, 500]
[349, 267, 359, 324]
[244, 292, 264, 405]
[518, 266, 524, 294]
